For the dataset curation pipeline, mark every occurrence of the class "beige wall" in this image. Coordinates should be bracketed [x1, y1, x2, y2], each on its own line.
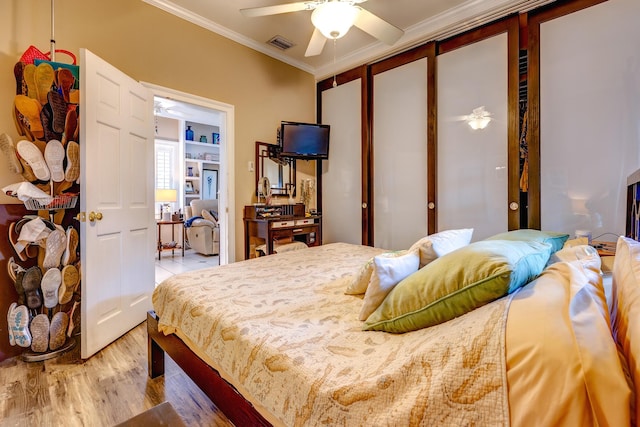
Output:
[0, 0, 316, 260]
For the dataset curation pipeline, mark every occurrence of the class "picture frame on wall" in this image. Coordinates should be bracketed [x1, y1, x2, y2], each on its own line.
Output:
[203, 169, 218, 200]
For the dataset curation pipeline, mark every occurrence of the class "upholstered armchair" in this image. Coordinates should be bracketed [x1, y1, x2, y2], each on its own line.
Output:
[185, 199, 220, 256]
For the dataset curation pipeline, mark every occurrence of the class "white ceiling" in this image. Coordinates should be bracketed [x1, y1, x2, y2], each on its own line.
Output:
[143, 0, 556, 80]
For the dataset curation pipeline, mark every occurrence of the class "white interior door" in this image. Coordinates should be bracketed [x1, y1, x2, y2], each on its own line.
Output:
[80, 49, 155, 359]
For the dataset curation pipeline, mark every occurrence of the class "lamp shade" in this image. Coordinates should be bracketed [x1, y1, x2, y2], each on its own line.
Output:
[311, 1, 359, 40]
[155, 189, 177, 203]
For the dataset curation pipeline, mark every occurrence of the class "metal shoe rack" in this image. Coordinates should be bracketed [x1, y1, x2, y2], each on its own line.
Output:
[8, 0, 80, 362]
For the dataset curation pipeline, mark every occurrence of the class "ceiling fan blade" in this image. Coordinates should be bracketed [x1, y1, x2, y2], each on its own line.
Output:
[305, 28, 327, 57]
[353, 6, 404, 45]
[240, 2, 314, 18]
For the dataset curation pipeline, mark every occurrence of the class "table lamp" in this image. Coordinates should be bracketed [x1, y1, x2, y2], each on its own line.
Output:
[156, 189, 177, 222]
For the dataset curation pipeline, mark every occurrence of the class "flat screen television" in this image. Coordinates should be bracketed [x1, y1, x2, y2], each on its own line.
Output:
[280, 121, 330, 159]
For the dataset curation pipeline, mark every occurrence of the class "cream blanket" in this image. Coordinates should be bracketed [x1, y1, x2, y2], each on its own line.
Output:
[153, 243, 510, 426]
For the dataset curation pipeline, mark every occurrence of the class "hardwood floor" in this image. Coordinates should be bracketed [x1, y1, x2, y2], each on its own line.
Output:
[0, 250, 230, 427]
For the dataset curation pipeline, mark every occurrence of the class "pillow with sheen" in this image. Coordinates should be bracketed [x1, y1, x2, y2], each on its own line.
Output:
[485, 229, 569, 254]
[364, 239, 552, 333]
[611, 236, 640, 422]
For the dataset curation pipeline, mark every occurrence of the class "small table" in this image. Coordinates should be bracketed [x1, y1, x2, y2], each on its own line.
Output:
[157, 220, 185, 260]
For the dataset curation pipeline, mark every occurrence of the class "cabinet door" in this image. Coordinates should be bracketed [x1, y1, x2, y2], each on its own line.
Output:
[321, 78, 363, 245]
[536, 0, 640, 237]
[372, 58, 428, 250]
[437, 33, 510, 241]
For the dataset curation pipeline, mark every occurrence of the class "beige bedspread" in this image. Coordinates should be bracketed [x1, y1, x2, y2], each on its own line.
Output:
[153, 243, 510, 426]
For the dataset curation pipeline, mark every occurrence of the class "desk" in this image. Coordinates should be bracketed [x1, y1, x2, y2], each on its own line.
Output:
[157, 220, 185, 260]
[243, 205, 321, 259]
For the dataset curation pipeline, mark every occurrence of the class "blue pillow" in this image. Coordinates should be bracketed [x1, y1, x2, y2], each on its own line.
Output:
[485, 229, 569, 254]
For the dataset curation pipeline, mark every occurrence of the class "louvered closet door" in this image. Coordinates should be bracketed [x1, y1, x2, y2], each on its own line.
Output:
[537, 0, 640, 237]
[437, 33, 509, 241]
[321, 79, 363, 245]
[372, 59, 428, 250]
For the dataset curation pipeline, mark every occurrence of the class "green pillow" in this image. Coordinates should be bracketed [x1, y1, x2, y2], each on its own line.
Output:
[363, 240, 552, 333]
[485, 229, 569, 254]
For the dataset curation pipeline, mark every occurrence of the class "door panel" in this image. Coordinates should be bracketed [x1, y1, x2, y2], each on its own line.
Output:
[437, 34, 509, 241]
[321, 79, 362, 245]
[80, 49, 155, 358]
[539, 0, 640, 237]
[373, 58, 428, 250]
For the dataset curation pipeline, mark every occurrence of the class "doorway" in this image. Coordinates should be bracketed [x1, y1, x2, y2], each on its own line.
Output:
[143, 83, 236, 267]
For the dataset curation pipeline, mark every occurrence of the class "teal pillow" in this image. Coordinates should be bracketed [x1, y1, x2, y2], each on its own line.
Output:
[363, 240, 551, 333]
[485, 229, 569, 254]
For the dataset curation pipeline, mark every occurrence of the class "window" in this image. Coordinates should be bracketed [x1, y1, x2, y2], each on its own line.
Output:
[155, 141, 179, 190]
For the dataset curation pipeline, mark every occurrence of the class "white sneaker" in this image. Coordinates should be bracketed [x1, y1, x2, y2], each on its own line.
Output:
[41, 267, 62, 309]
[7, 302, 16, 346]
[44, 139, 65, 182]
[16, 140, 50, 181]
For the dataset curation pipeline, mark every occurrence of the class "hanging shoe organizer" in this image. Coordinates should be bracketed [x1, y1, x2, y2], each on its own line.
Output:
[5, 0, 81, 362]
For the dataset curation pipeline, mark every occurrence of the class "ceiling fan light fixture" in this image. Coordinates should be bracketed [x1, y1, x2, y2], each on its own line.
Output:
[311, 1, 359, 40]
[466, 106, 492, 130]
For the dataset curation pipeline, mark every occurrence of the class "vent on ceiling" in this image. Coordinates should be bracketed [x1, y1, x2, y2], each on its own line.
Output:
[267, 35, 295, 50]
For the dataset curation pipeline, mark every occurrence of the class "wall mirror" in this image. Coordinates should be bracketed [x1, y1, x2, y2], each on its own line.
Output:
[256, 141, 295, 196]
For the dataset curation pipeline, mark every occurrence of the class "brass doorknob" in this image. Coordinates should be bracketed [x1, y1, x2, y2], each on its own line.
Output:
[89, 211, 103, 221]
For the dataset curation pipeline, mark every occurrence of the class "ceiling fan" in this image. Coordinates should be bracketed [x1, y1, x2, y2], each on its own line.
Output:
[240, 0, 404, 57]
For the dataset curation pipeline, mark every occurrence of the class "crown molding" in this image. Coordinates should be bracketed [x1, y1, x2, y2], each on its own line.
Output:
[143, 0, 556, 80]
[141, 0, 315, 74]
[314, 0, 556, 79]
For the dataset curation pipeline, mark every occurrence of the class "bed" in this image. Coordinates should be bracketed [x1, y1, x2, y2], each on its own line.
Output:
[149, 222, 637, 426]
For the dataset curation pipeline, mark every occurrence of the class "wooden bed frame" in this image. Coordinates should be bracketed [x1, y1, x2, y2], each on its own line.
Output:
[146, 311, 271, 426]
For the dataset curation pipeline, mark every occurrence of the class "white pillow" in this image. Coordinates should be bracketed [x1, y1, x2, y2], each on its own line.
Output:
[358, 249, 420, 321]
[409, 228, 474, 268]
[201, 209, 218, 226]
[345, 251, 405, 295]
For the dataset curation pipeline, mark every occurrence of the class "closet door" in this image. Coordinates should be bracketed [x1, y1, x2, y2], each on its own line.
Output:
[372, 58, 428, 250]
[437, 33, 510, 241]
[321, 78, 363, 245]
[534, 0, 640, 237]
